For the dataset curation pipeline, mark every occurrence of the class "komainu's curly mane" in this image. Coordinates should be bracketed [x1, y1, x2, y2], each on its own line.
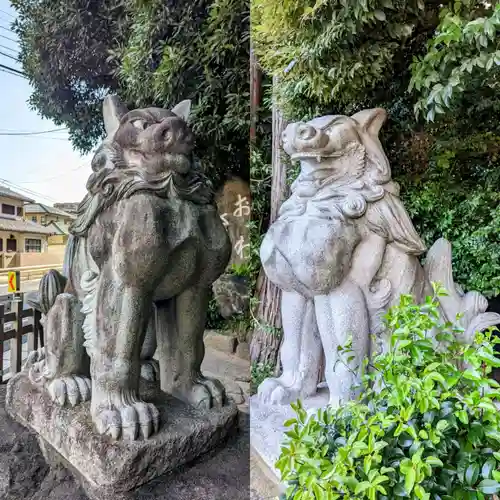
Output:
[70, 142, 214, 238]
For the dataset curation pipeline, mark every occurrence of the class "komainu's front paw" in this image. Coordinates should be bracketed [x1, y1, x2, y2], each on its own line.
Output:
[140, 359, 160, 382]
[92, 396, 160, 441]
[47, 376, 91, 407]
[174, 375, 226, 410]
[257, 377, 298, 405]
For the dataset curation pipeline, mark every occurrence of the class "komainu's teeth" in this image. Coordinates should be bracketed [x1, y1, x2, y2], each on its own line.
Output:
[316, 156, 321, 162]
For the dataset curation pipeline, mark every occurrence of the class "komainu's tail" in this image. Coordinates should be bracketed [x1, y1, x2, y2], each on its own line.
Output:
[424, 238, 500, 343]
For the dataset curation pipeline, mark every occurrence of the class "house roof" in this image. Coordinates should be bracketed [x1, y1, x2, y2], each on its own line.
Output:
[0, 216, 55, 235]
[0, 185, 34, 203]
[24, 203, 76, 218]
[45, 221, 71, 235]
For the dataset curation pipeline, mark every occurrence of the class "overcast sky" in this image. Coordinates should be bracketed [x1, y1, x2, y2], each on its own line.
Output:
[0, 0, 92, 206]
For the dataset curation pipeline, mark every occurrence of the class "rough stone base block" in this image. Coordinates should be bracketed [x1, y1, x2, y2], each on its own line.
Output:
[5, 372, 238, 499]
[249, 386, 329, 484]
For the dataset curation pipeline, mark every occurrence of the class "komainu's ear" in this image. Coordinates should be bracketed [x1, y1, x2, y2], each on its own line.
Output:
[103, 95, 128, 137]
[351, 108, 387, 137]
[171, 100, 191, 122]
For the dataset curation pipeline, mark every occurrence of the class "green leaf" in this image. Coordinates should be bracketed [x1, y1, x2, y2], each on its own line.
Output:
[405, 468, 416, 494]
[355, 481, 371, 495]
[436, 420, 449, 432]
[465, 462, 480, 486]
[477, 351, 500, 367]
[485, 429, 500, 443]
[374, 10, 386, 21]
[463, 369, 482, 382]
[482, 458, 496, 479]
[477, 479, 500, 494]
[426, 456, 443, 467]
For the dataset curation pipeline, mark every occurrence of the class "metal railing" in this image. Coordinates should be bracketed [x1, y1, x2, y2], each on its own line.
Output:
[0, 294, 43, 383]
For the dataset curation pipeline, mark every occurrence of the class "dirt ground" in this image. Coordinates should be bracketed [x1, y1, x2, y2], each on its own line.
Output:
[0, 347, 263, 500]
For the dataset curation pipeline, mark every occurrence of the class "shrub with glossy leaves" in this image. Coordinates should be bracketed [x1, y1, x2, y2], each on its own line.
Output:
[277, 284, 500, 500]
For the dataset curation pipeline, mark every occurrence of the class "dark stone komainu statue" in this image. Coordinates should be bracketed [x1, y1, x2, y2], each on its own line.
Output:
[7, 96, 237, 499]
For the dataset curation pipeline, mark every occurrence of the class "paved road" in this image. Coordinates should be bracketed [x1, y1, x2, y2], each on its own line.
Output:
[0, 279, 40, 296]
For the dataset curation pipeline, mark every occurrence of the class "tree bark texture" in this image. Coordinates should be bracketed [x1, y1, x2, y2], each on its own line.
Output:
[249, 43, 261, 146]
[250, 77, 288, 367]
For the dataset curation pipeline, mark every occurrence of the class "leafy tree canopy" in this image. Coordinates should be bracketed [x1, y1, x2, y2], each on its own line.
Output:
[410, 2, 500, 121]
[12, 0, 249, 188]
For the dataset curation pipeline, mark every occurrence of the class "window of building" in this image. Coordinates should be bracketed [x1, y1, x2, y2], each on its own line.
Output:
[17, 207, 23, 216]
[31, 216, 37, 223]
[55, 216, 59, 222]
[25, 238, 42, 253]
[2, 204, 15, 215]
[6, 238, 17, 252]
[41, 216, 46, 224]
[0, 239, 3, 251]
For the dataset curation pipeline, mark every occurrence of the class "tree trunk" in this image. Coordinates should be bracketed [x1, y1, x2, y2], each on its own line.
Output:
[250, 77, 288, 367]
[249, 42, 261, 146]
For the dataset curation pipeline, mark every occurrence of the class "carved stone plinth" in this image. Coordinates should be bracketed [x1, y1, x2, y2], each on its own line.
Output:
[6, 372, 238, 500]
[249, 387, 329, 485]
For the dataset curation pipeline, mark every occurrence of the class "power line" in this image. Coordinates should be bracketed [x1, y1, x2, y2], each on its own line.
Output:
[18, 164, 88, 184]
[0, 179, 58, 203]
[0, 9, 14, 19]
[0, 32, 17, 44]
[0, 127, 67, 136]
[0, 67, 23, 79]
[0, 43, 17, 54]
[0, 50, 17, 62]
[0, 25, 15, 35]
[0, 62, 24, 77]
[0, 14, 12, 25]
[0, 134, 68, 142]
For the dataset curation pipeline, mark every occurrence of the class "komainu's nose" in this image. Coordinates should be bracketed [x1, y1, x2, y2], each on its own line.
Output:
[297, 124, 317, 141]
[157, 119, 172, 139]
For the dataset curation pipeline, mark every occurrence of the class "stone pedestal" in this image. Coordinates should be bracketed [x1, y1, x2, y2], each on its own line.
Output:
[249, 386, 329, 484]
[5, 372, 238, 500]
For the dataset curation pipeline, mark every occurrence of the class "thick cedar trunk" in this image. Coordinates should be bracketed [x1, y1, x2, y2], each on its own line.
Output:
[250, 77, 288, 367]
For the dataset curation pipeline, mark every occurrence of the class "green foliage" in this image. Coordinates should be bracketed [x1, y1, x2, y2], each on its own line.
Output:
[277, 285, 500, 499]
[117, 0, 250, 187]
[398, 125, 500, 297]
[251, 361, 275, 395]
[251, 0, 433, 119]
[206, 291, 227, 330]
[410, 2, 500, 121]
[12, 0, 249, 188]
[229, 263, 252, 277]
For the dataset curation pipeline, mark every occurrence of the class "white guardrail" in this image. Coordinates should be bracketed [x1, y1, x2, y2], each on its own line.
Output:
[0, 264, 63, 282]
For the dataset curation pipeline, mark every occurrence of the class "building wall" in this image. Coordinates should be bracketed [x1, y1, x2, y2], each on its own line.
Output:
[18, 249, 64, 267]
[0, 196, 25, 218]
[48, 234, 68, 245]
[0, 231, 51, 268]
[28, 212, 73, 226]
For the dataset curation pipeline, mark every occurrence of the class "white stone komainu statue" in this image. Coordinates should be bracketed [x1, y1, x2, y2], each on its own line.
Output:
[257, 108, 500, 408]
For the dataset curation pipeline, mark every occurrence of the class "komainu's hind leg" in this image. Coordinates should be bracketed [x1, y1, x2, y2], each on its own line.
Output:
[156, 285, 226, 409]
[140, 309, 159, 382]
[314, 280, 370, 407]
[257, 290, 322, 405]
[27, 291, 91, 408]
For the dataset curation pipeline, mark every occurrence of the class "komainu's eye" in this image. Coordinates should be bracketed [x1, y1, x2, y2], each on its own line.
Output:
[131, 119, 148, 130]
